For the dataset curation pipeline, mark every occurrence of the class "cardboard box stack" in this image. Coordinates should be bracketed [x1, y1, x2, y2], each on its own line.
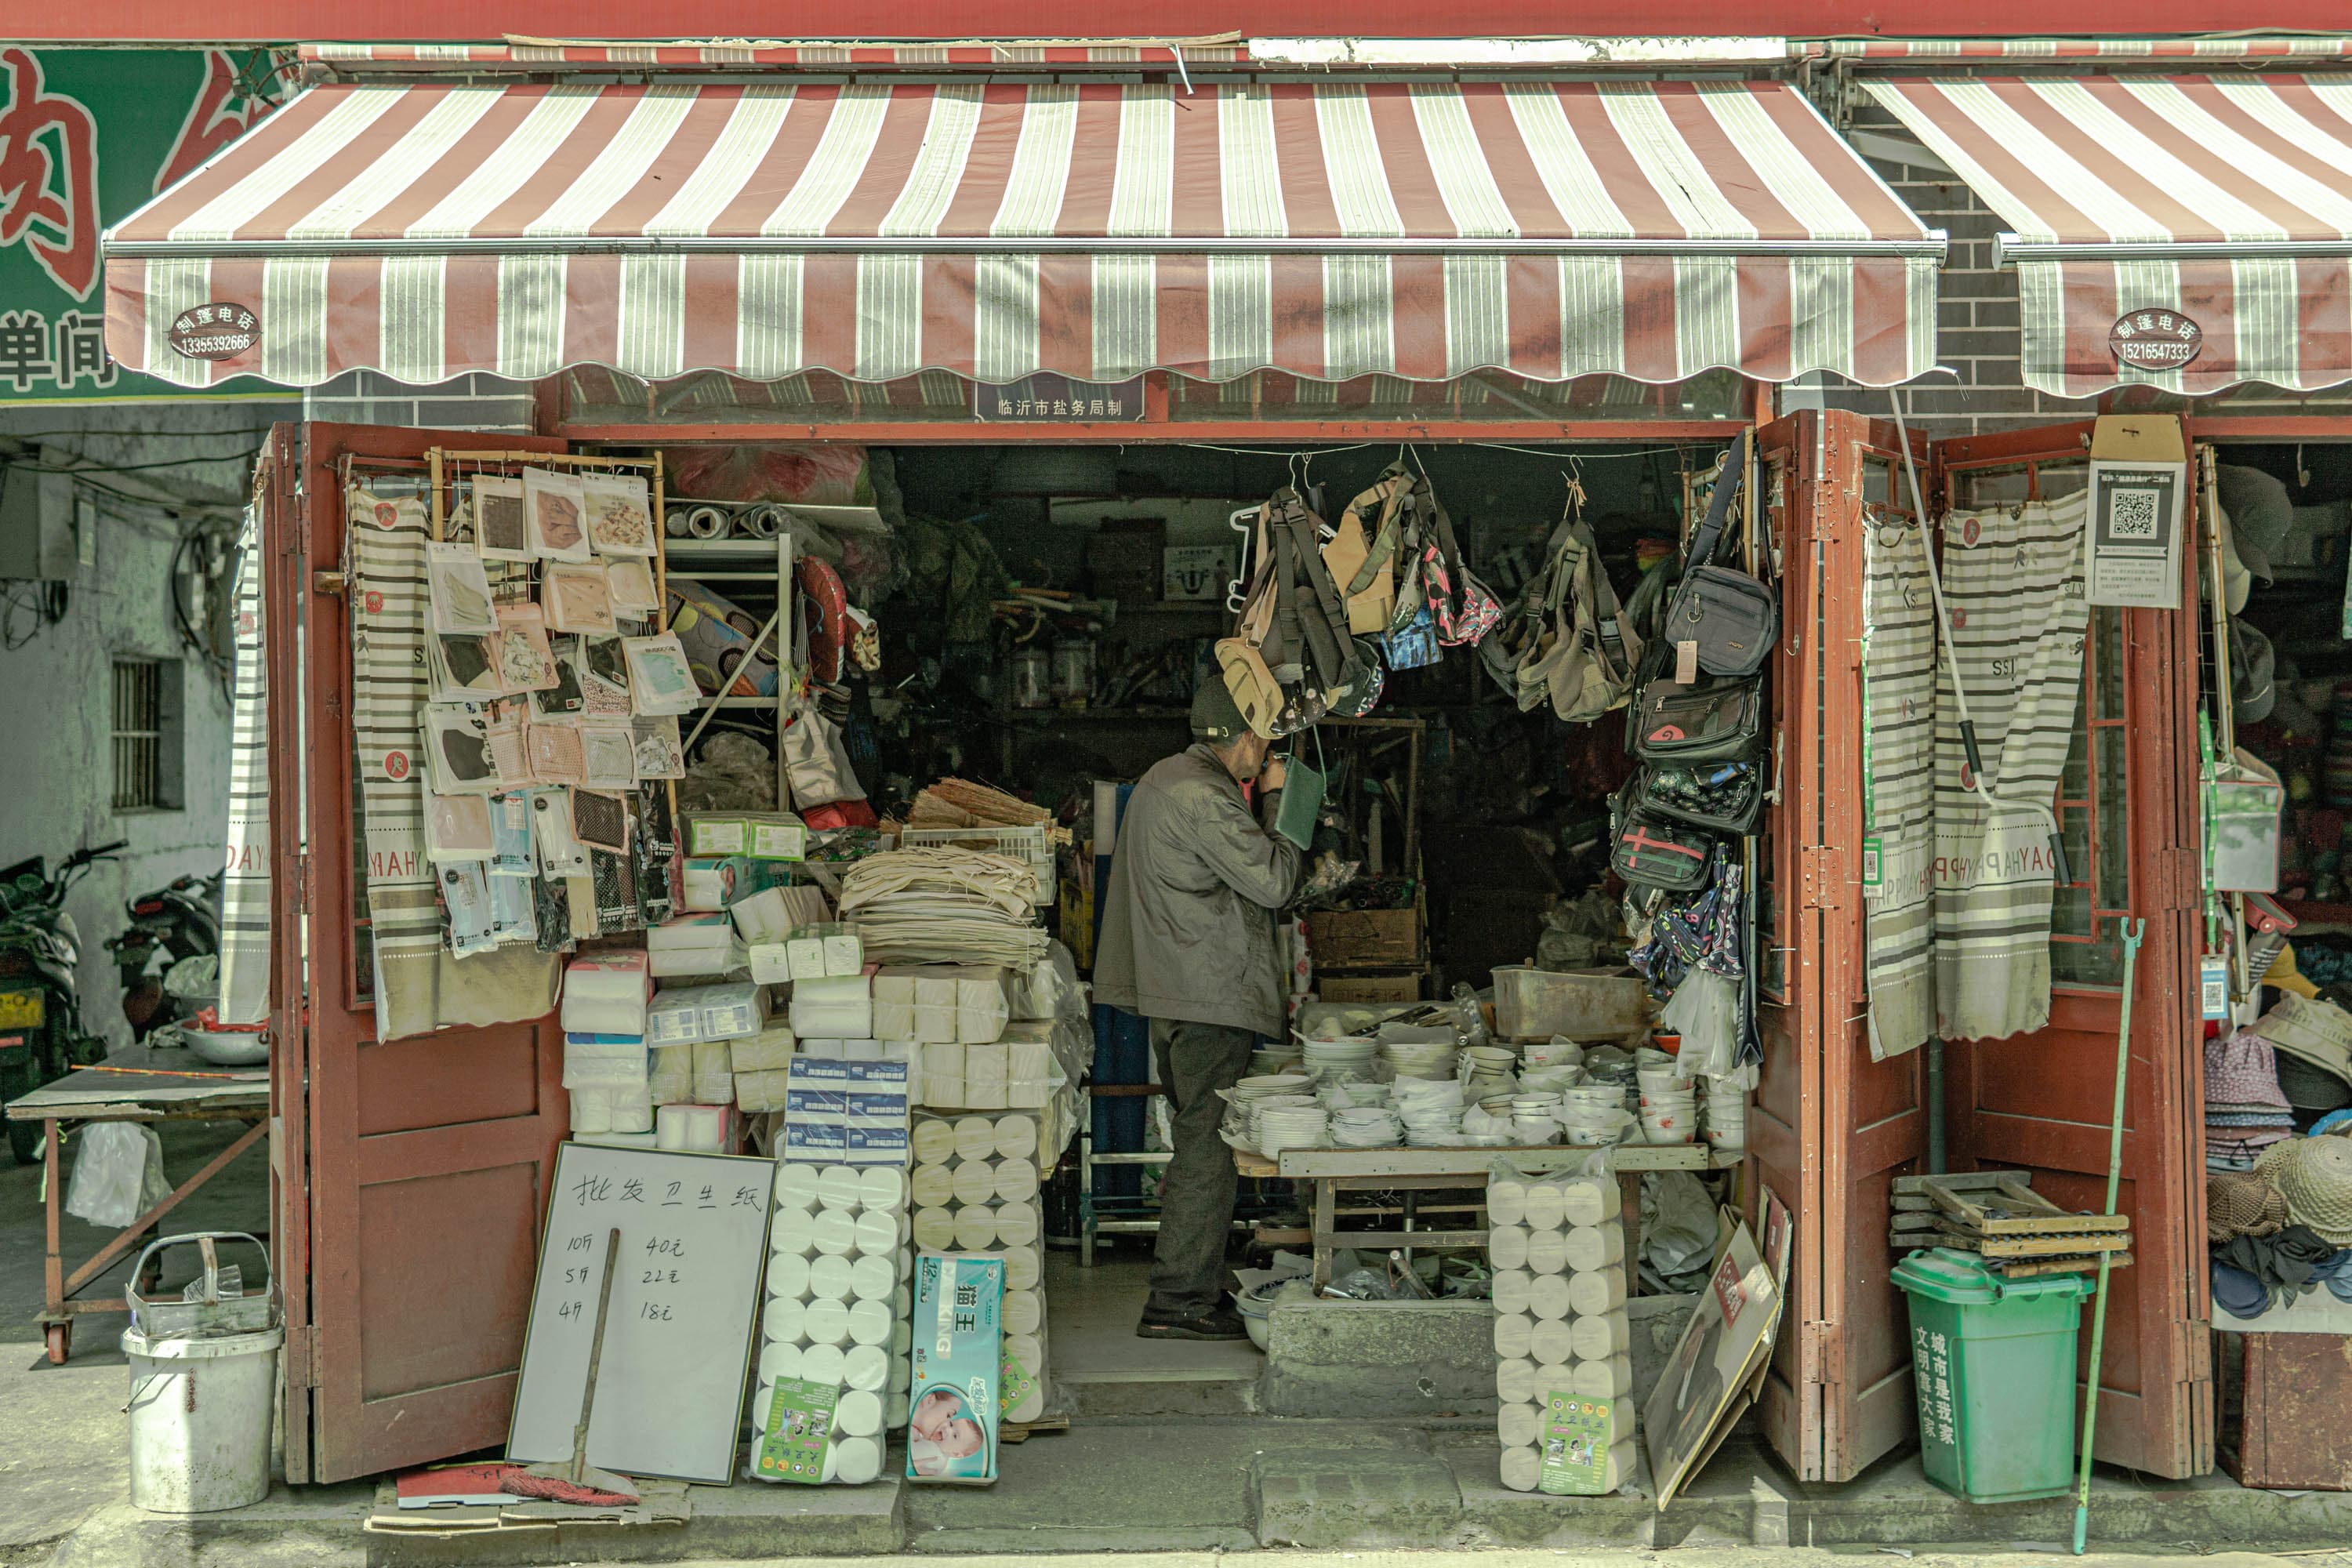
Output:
[1488, 1171, 1635, 1495]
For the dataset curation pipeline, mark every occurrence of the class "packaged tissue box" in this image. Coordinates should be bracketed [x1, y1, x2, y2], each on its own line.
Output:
[561, 950, 651, 1036]
[648, 1044, 692, 1104]
[695, 980, 771, 1040]
[906, 1253, 1004, 1486]
[645, 988, 704, 1047]
[647, 913, 746, 978]
[561, 1038, 648, 1088]
[687, 811, 808, 861]
[731, 1025, 797, 1073]
[681, 856, 791, 913]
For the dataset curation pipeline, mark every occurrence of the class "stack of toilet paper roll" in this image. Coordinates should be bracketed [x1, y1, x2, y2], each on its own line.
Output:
[755, 1163, 913, 1486]
[907, 1111, 1051, 1423]
[1488, 1172, 1636, 1495]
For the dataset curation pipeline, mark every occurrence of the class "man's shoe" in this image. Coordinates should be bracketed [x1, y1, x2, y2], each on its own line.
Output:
[1136, 1305, 1250, 1341]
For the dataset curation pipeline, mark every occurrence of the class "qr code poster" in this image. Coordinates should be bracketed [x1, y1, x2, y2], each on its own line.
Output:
[2086, 458, 2184, 609]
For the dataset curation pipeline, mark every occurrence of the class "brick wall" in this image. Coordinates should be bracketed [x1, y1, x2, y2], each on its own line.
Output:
[303, 369, 537, 433]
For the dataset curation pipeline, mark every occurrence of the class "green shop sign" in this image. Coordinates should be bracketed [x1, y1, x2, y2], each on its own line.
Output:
[0, 47, 287, 401]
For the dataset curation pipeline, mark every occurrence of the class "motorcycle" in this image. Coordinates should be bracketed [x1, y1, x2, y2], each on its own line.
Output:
[108, 868, 223, 1041]
[0, 842, 120, 1163]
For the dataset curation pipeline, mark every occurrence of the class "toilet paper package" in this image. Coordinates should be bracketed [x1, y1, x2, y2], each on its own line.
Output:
[783, 1055, 910, 1166]
[694, 981, 771, 1041]
[906, 1253, 1002, 1486]
[648, 1044, 693, 1105]
[732, 1025, 797, 1073]
[644, 989, 703, 1047]
[736, 1068, 792, 1114]
[655, 1100, 738, 1152]
[560, 950, 652, 1036]
[681, 856, 792, 913]
[647, 913, 748, 978]
[561, 1038, 648, 1089]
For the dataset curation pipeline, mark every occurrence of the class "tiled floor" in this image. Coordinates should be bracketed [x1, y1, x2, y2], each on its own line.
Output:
[1046, 1250, 1264, 1381]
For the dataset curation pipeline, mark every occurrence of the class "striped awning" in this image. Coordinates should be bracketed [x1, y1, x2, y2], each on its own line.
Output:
[105, 79, 1942, 392]
[1869, 75, 2352, 397]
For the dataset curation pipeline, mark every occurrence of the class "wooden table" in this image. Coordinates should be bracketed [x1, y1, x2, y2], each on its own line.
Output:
[5, 1048, 270, 1363]
[1231, 1142, 1740, 1288]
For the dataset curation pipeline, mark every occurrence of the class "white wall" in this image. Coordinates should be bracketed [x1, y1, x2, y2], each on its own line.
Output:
[0, 401, 294, 1052]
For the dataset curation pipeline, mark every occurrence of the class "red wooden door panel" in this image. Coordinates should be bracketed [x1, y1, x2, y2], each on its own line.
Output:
[1753, 410, 1934, 1483]
[1933, 423, 2209, 1479]
[270, 423, 572, 1483]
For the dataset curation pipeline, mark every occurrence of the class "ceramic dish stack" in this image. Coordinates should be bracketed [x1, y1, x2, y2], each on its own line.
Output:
[1459, 1044, 1518, 1102]
[1299, 1034, 1381, 1083]
[1488, 1171, 1636, 1495]
[906, 1112, 1052, 1424]
[1392, 1076, 1467, 1146]
[1255, 1104, 1331, 1155]
[755, 1162, 912, 1486]
[1329, 1105, 1403, 1148]
[1635, 1051, 1697, 1145]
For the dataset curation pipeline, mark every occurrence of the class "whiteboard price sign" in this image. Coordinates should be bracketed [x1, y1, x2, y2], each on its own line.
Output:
[508, 1144, 775, 1483]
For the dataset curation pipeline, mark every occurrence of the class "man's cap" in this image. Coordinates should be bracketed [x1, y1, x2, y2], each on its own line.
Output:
[1191, 677, 1248, 742]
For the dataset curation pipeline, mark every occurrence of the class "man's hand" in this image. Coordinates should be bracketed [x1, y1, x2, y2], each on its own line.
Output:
[1258, 756, 1287, 793]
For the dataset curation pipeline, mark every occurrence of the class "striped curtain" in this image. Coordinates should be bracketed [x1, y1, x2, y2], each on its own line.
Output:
[1930, 495, 2090, 1044]
[1861, 520, 1938, 1062]
[216, 506, 271, 1027]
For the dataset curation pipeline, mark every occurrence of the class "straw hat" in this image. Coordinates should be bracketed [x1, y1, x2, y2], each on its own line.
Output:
[2205, 1169, 2288, 1243]
[2255, 1135, 2352, 1247]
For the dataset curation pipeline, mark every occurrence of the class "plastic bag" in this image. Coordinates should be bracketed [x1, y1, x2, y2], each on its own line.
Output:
[65, 1122, 169, 1229]
[1661, 970, 1742, 1081]
[1640, 1170, 1717, 1281]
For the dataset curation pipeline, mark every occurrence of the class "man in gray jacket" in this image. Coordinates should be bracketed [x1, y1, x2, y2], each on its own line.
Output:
[1095, 680, 1305, 1341]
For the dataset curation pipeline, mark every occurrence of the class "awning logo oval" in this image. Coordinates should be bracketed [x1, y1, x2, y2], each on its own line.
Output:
[2108, 310, 2201, 372]
[168, 302, 260, 361]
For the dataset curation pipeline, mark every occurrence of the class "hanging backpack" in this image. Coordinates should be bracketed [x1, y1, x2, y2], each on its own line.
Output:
[1609, 780, 1720, 892]
[1420, 495, 1502, 648]
[1328, 467, 1410, 635]
[1494, 508, 1643, 723]
[1216, 488, 1373, 735]
[1661, 432, 1777, 679]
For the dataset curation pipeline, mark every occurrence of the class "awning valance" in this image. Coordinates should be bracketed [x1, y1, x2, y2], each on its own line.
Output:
[106, 79, 1942, 391]
[1868, 74, 2352, 397]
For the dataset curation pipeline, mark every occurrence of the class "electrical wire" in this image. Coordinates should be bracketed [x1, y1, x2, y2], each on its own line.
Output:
[8, 444, 267, 474]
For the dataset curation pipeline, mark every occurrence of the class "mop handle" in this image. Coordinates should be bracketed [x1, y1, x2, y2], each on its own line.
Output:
[2073, 916, 2144, 1555]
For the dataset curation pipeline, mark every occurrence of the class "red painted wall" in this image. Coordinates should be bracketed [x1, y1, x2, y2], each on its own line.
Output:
[20, 1, 2351, 43]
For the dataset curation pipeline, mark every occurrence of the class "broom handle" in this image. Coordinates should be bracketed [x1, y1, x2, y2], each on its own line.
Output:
[572, 1226, 622, 1486]
[2073, 916, 2144, 1555]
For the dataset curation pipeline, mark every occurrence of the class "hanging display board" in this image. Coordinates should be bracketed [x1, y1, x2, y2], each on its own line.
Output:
[2084, 415, 2187, 610]
[508, 1143, 775, 1483]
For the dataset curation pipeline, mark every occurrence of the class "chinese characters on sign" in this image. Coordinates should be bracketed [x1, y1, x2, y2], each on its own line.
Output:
[973, 373, 1148, 422]
[0, 49, 285, 400]
[2107, 309, 2203, 373]
[1912, 1324, 1957, 1450]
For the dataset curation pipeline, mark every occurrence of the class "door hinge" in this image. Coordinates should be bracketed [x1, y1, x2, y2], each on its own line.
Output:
[283, 1324, 318, 1391]
[1801, 846, 1846, 911]
[1801, 1318, 1846, 1385]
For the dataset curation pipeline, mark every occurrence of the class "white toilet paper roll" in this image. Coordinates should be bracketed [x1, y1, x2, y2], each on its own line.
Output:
[893, 1284, 912, 1319]
[1003, 1288, 1044, 1336]
[1003, 1332, 1044, 1376]
[1527, 1273, 1574, 1322]
[910, 1163, 956, 1210]
[818, 1441, 840, 1484]
[1002, 1245, 1040, 1290]
[887, 1392, 910, 1428]
[953, 1205, 1000, 1250]
[800, 1341, 848, 1385]
[773, 1163, 822, 1211]
[850, 1254, 898, 1302]
[1492, 1312, 1533, 1359]
[1007, 1383, 1045, 1424]
[809, 1208, 858, 1257]
[993, 1157, 1040, 1203]
[951, 1159, 1000, 1208]
[833, 1434, 883, 1484]
[761, 1297, 804, 1345]
[953, 1116, 996, 1163]
[912, 1119, 958, 1166]
[1595, 1438, 1636, 1490]
[1570, 1309, 1631, 1361]
[1486, 1176, 1527, 1228]
[801, 1298, 851, 1346]
[847, 1298, 895, 1347]
[1559, 1177, 1612, 1229]
[858, 1166, 908, 1213]
[1567, 1269, 1627, 1316]
[890, 1355, 911, 1394]
[1521, 1181, 1567, 1232]
[1499, 1446, 1541, 1494]
[993, 1114, 1039, 1160]
[757, 1340, 802, 1384]
[817, 1165, 865, 1213]
[1524, 1229, 1569, 1276]
[1489, 1269, 1534, 1316]
[1570, 1354, 1632, 1399]
[768, 1207, 817, 1257]
[1564, 1222, 1627, 1274]
[1487, 1225, 1530, 1271]
[808, 1254, 855, 1301]
[843, 1343, 891, 1392]
[1494, 1356, 1538, 1405]
[993, 1200, 1040, 1248]
[853, 1210, 899, 1257]
[891, 1321, 912, 1356]
[766, 1251, 811, 1299]
[1528, 1318, 1577, 1367]
[1497, 1401, 1541, 1449]
[912, 1207, 956, 1251]
[898, 1213, 913, 1247]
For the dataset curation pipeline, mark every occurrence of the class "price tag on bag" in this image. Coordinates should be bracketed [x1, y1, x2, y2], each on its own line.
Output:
[1675, 641, 1699, 684]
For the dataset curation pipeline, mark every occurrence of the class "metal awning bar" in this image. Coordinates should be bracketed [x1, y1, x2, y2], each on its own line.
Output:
[109, 233, 1950, 260]
[1996, 234, 2352, 264]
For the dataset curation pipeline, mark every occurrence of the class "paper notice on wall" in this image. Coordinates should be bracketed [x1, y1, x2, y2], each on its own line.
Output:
[2084, 415, 2188, 610]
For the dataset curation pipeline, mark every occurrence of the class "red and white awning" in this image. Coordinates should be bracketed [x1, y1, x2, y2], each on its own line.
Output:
[1869, 75, 2352, 397]
[106, 79, 1941, 392]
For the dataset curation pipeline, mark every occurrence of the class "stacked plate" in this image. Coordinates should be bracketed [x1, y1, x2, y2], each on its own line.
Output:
[1394, 1077, 1468, 1145]
[1330, 1105, 1403, 1148]
[1320, 1077, 1392, 1111]
[1235, 1073, 1312, 1102]
[1300, 1035, 1381, 1081]
[1383, 1038, 1457, 1080]
[1256, 1105, 1330, 1154]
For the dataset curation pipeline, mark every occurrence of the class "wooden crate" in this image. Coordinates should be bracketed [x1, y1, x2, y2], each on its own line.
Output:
[1307, 902, 1422, 970]
[2223, 1331, 2352, 1490]
[1316, 974, 1421, 1004]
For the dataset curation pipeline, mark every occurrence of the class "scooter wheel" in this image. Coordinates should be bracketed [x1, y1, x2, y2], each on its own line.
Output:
[43, 1321, 70, 1365]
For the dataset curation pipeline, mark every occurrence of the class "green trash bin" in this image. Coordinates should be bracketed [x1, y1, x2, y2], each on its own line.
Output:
[1890, 1247, 2096, 1504]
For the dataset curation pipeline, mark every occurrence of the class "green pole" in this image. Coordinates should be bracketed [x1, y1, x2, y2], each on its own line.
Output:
[2073, 916, 2144, 1556]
